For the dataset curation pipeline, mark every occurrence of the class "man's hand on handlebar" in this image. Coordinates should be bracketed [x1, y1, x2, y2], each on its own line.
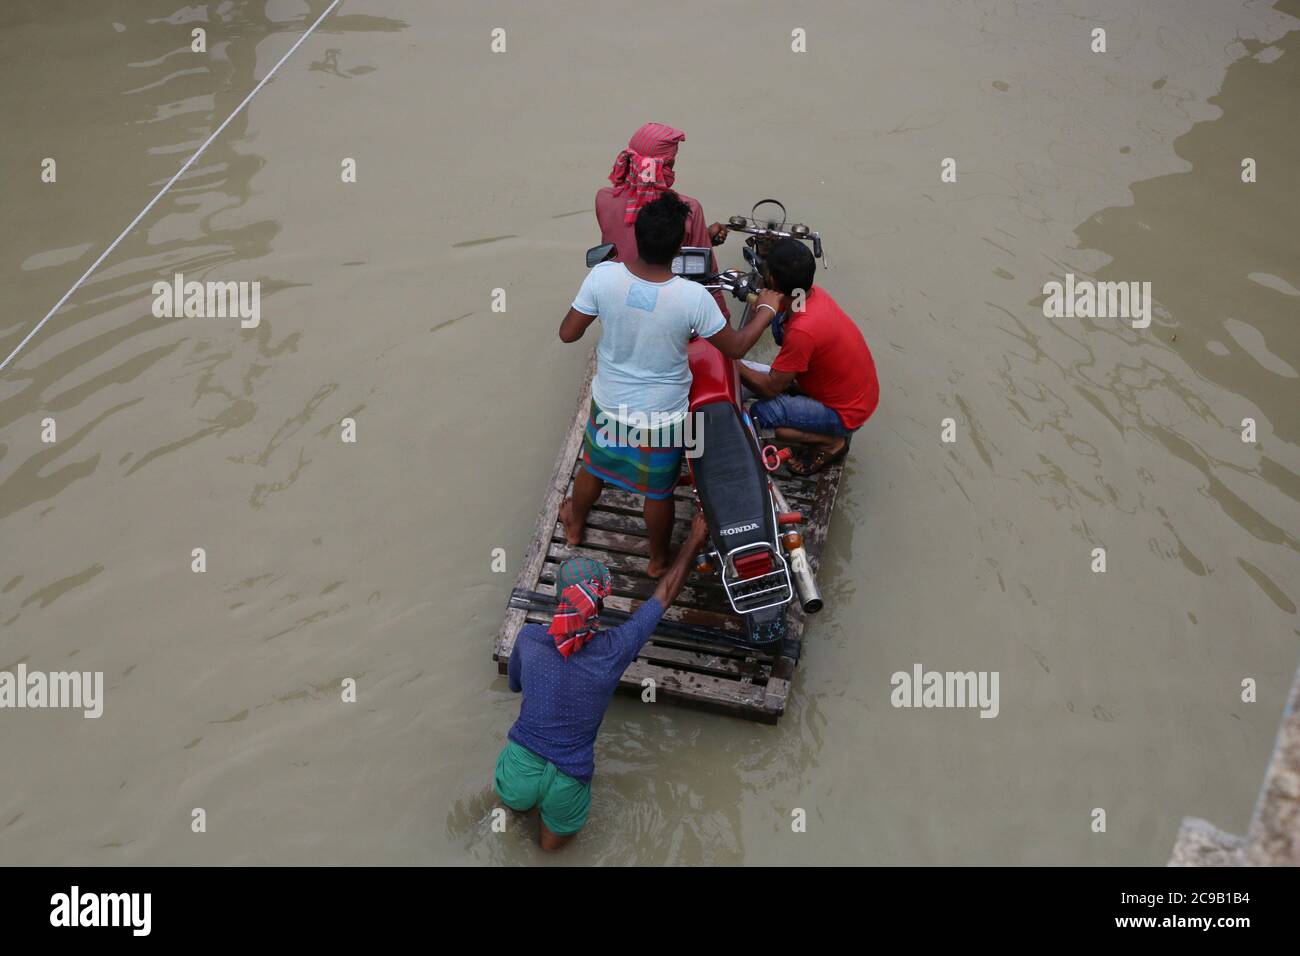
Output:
[708, 222, 728, 246]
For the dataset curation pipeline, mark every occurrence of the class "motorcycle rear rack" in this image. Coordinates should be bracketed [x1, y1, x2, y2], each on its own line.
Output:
[719, 542, 794, 615]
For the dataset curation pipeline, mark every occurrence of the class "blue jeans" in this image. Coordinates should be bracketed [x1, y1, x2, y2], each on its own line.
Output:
[750, 393, 853, 438]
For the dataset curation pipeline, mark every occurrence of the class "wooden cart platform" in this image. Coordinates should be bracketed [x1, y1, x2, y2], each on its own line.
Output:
[494, 352, 844, 723]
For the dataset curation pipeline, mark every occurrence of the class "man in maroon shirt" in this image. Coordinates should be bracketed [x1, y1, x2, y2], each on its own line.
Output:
[595, 122, 729, 318]
[739, 239, 880, 476]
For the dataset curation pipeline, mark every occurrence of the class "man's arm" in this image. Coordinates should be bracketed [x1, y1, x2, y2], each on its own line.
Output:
[739, 362, 797, 400]
[705, 287, 784, 359]
[610, 514, 710, 665]
[705, 312, 770, 359]
[652, 512, 710, 609]
[559, 307, 597, 343]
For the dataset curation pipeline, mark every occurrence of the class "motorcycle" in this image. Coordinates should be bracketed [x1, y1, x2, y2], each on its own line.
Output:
[585, 201, 826, 646]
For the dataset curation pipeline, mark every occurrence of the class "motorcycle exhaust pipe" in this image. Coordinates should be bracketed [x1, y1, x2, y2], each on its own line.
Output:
[769, 484, 823, 614]
[783, 531, 823, 614]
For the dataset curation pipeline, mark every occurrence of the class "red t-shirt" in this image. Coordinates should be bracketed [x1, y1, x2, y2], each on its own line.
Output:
[770, 286, 879, 430]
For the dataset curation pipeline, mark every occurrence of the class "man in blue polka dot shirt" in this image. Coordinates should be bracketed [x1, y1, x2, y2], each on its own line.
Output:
[496, 513, 708, 849]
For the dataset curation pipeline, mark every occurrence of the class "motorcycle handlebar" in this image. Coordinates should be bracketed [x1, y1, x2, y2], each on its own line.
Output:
[702, 270, 763, 304]
[728, 224, 803, 240]
[722, 211, 827, 266]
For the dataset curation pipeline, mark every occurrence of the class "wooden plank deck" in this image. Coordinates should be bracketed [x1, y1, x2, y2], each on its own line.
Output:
[493, 349, 844, 723]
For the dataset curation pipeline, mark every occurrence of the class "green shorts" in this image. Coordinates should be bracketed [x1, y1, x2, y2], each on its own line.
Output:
[494, 740, 592, 836]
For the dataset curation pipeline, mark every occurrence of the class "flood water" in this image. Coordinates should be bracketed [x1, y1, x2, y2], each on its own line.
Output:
[1, 0, 1297, 865]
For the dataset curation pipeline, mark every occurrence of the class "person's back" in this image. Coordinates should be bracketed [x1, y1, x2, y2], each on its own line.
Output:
[579, 259, 721, 422]
[778, 285, 879, 431]
[507, 604, 657, 783]
[596, 185, 710, 266]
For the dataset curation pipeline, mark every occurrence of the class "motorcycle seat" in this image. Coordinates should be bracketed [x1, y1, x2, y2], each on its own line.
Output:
[691, 401, 774, 557]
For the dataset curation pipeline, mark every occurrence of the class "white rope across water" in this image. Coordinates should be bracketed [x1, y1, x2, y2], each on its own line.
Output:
[0, 0, 344, 375]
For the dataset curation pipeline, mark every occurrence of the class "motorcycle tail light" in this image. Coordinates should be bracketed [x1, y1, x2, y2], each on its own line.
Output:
[734, 552, 773, 580]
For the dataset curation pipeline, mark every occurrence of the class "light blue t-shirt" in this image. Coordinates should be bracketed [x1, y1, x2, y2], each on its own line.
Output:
[572, 262, 728, 423]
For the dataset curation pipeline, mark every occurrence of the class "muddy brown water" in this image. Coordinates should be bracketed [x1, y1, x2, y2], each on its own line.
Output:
[0, 0, 1296, 864]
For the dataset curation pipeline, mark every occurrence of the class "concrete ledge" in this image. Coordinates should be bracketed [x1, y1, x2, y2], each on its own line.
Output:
[1169, 817, 1246, 867]
[1245, 662, 1300, 865]
[1169, 659, 1300, 867]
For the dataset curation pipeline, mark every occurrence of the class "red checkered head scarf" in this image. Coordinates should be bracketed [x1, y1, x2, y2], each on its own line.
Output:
[608, 122, 686, 225]
[548, 557, 614, 658]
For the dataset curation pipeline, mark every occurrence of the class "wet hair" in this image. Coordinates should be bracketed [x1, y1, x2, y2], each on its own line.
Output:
[635, 191, 691, 266]
[765, 238, 816, 297]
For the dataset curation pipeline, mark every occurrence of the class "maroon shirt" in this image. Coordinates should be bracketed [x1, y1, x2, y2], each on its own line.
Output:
[595, 187, 729, 319]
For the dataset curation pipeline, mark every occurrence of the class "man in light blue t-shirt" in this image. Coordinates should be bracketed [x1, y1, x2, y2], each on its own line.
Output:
[558, 192, 776, 575]
[574, 259, 725, 425]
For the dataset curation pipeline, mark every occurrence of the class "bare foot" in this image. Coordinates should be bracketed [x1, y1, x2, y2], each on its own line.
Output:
[646, 551, 674, 579]
[558, 497, 584, 546]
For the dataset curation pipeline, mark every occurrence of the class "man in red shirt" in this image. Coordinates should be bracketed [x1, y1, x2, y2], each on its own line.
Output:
[739, 239, 879, 475]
